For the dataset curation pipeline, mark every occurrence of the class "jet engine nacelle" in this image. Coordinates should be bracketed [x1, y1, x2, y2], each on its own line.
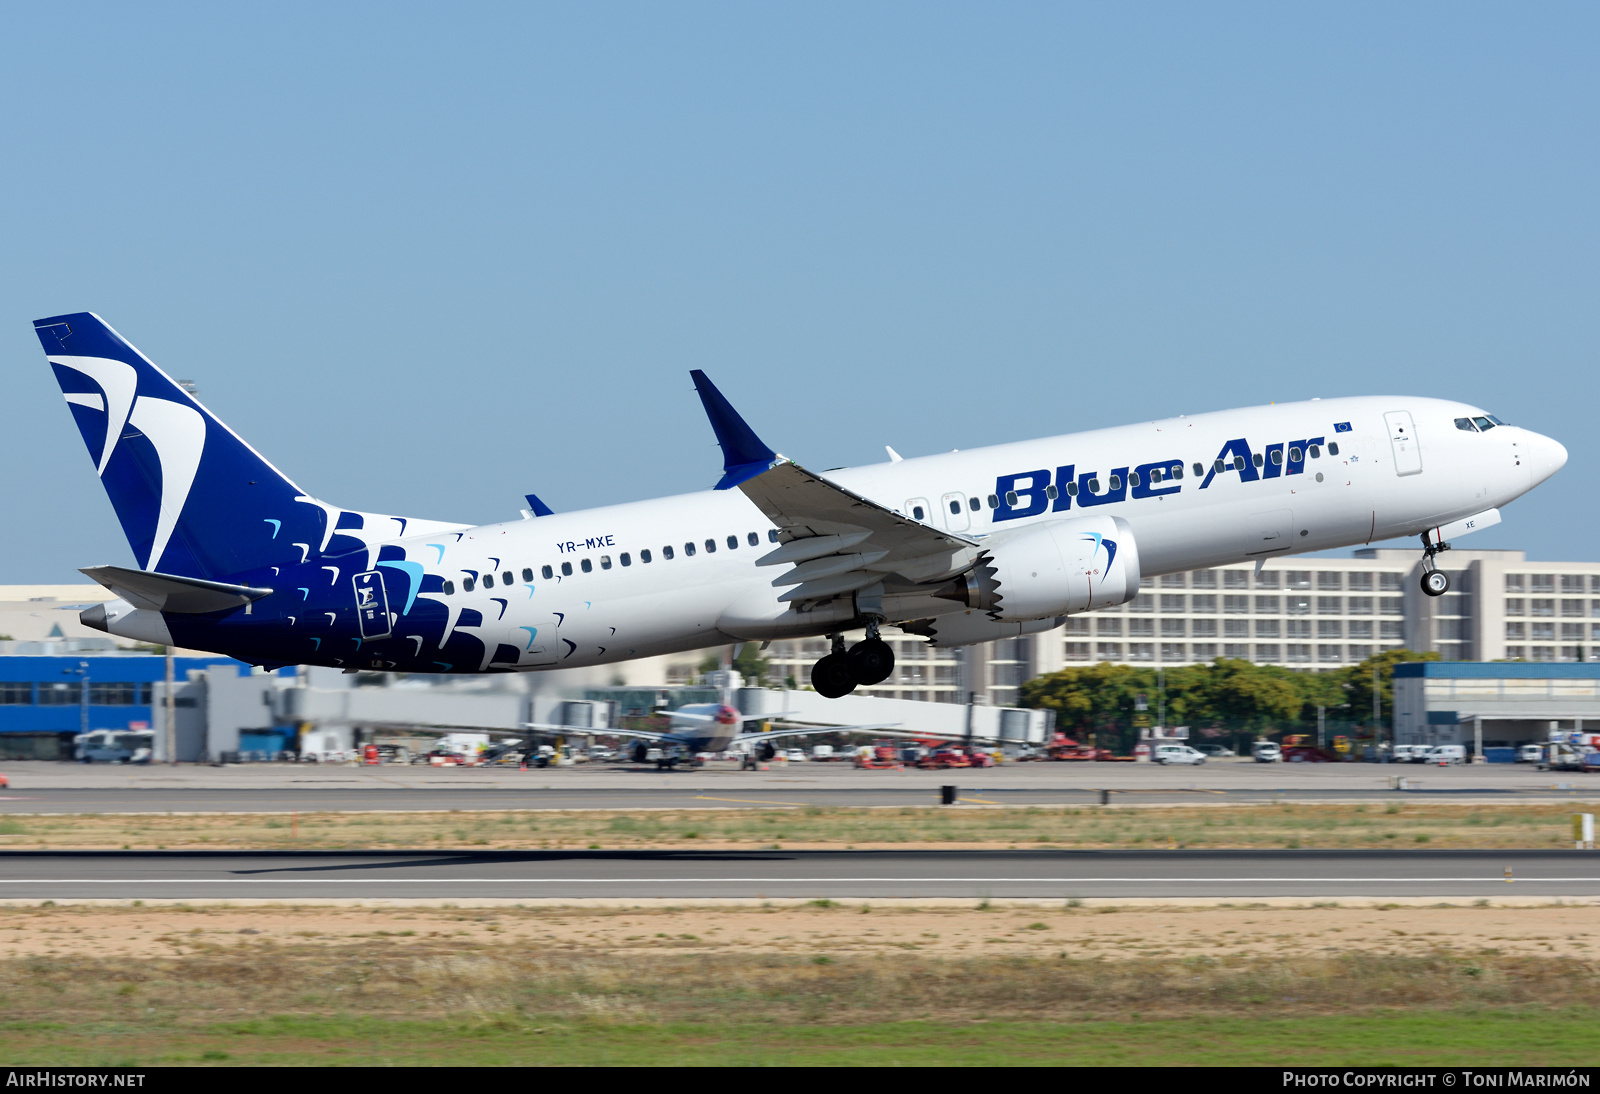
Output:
[940, 514, 1141, 622]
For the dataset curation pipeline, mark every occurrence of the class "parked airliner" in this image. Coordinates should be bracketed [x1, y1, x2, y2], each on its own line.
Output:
[38, 312, 1565, 699]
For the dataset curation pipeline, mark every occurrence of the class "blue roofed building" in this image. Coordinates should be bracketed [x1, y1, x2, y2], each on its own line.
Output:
[1393, 660, 1600, 758]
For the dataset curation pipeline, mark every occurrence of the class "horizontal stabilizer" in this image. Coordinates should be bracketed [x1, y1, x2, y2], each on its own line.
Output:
[80, 564, 272, 614]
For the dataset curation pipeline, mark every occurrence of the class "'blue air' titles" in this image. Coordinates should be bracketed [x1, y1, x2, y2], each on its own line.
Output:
[992, 434, 1335, 522]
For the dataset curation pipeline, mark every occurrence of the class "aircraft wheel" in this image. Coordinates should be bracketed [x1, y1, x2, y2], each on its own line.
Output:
[1421, 570, 1450, 597]
[846, 638, 895, 686]
[811, 653, 857, 698]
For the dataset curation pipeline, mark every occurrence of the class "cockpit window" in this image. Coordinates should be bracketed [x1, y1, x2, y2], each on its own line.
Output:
[1455, 417, 1478, 432]
[1486, 414, 1507, 426]
[1472, 416, 1495, 431]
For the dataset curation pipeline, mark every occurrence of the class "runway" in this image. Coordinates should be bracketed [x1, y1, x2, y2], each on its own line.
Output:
[1, 849, 1594, 901]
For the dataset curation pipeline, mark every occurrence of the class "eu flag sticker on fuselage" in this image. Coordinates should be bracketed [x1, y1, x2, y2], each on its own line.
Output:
[1334, 422, 1352, 432]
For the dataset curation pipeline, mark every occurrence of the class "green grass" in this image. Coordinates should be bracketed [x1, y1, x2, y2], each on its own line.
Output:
[0, 1012, 1593, 1066]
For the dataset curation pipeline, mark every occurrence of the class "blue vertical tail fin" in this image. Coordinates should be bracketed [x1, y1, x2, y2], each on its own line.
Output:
[34, 312, 436, 582]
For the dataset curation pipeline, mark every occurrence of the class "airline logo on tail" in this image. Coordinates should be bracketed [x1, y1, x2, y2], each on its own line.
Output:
[49, 352, 207, 572]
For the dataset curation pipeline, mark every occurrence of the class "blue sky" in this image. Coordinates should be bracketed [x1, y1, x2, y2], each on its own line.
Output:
[2, 3, 1594, 582]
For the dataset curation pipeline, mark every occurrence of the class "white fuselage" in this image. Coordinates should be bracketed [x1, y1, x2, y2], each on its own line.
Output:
[341, 395, 1562, 673]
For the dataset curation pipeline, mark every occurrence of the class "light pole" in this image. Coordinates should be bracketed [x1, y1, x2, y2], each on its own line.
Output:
[1372, 663, 1383, 762]
[1156, 667, 1166, 730]
[62, 661, 90, 738]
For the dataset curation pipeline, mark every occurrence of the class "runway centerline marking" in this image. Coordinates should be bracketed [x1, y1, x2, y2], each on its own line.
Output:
[692, 795, 802, 806]
[4, 876, 1599, 885]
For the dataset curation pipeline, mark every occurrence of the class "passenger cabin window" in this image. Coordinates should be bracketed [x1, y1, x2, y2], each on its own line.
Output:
[727, 535, 738, 549]
[704, 539, 715, 553]
[1193, 462, 1204, 477]
[1147, 470, 1160, 484]
[1087, 479, 1101, 494]
[1455, 417, 1478, 432]
[482, 574, 493, 589]
[522, 568, 533, 582]
[986, 495, 998, 509]
[600, 556, 612, 570]
[1128, 471, 1141, 487]
[1270, 450, 1283, 465]
[560, 561, 573, 576]
[1107, 475, 1121, 491]
[1251, 454, 1263, 468]
[968, 497, 980, 511]
[463, 577, 476, 592]
[641, 549, 653, 563]
[581, 558, 593, 573]
[1309, 444, 1321, 458]
[442, 580, 455, 595]
[1066, 481, 1079, 496]
[1045, 485, 1059, 499]
[768, 530, 780, 542]
[1213, 459, 1225, 473]
[1004, 491, 1018, 506]
[502, 571, 512, 585]
[1328, 442, 1339, 456]
[912, 505, 925, 520]
[1233, 456, 1245, 471]
[683, 541, 696, 556]
[542, 565, 553, 579]
[1288, 447, 1302, 461]
[747, 532, 759, 546]
[1172, 465, 1183, 479]
[663, 546, 674, 560]
[949, 499, 961, 514]
[620, 552, 631, 567]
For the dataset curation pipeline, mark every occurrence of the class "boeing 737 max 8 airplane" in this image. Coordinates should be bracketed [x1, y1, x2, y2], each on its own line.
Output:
[37, 313, 1566, 708]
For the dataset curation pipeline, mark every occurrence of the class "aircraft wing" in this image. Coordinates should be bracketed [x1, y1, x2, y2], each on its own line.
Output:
[691, 371, 983, 597]
[522, 721, 675, 743]
[736, 722, 901, 745]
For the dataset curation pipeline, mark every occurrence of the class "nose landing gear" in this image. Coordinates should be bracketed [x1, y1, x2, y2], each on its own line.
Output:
[1420, 531, 1451, 597]
[809, 622, 898, 698]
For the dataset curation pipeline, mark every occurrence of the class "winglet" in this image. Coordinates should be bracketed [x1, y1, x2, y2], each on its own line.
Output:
[690, 370, 781, 489]
[524, 493, 555, 517]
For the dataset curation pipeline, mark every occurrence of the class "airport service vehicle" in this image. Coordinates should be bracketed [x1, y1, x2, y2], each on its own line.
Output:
[1422, 745, 1467, 765]
[811, 744, 835, 761]
[1251, 741, 1283, 763]
[1518, 743, 1544, 764]
[855, 744, 905, 770]
[1194, 743, 1236, 758]
[40, 313, 1565, 717]
[73, 729, 152, 764]
[1154, 743, 1206, 765]
[1391, 744, 1428, 763]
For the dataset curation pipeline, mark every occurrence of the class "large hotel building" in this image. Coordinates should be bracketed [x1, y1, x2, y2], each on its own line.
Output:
[756, 548, 1600, 707]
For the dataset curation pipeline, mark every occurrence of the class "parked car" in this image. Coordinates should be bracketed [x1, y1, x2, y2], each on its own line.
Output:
[1153, 743, 1206, 765]
[1194, 743, 1236, 757]
[1251, 741, 1282, 763]
[784, 749, 808, 762]
[1421, 744, 1467, 765]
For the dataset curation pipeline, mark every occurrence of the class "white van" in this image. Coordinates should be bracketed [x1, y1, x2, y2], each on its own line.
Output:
[1518, 743, 1545, 764]
[1251, 741, 1282, 763]
[1392, 744, 1429, 763]
[1421, 744, 1467, 765]
[1154, 743, 1206, 765]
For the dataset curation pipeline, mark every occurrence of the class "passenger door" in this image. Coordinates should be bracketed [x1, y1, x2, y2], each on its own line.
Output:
[1384, 410, 1423, 476]
[941, 492, 970, 532]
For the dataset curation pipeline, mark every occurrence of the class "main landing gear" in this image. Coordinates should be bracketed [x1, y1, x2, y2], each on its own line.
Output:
[1420, 531, 1451, 597]
[810, 623, 896, 699]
